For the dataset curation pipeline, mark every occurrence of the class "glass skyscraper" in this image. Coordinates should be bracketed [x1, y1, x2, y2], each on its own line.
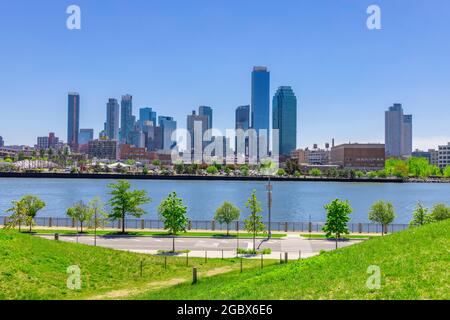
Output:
[106, 98, 120, 141]
[67, 92, 80, 150]
[251, 67, 270, 154]
[139, 107, 157, 127]
[78, 129, 94, 145]
[198, 106, 213, 130]
[272, 86, 297, 156]
[120, 95, 133, 144]
[159, 116, 177, 150]
[235, 105, 250, 131]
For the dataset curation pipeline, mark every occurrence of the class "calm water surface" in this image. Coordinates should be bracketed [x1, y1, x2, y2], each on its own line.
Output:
[0, 178, 449, 224]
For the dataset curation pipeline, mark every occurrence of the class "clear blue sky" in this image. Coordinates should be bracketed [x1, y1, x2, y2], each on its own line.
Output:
[0, 0, 449, 149]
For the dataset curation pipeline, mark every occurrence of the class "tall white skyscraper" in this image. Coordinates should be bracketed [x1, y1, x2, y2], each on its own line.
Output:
[385, 104, 412, 158]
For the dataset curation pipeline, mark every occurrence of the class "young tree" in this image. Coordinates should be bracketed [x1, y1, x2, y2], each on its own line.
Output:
[17, 195, 46, 232]
[244, 190, 265, 251]
[409, 202, 432, 227]
[87, 197, 108, 230]
[158, 192, 188, 252]
[322, 199, 352, 249]
[430, 203, 450, 222]
[108, 180, 151, 234]
[66, 201, 92, 233]
[214, 202, 240, 236]
[369, 200, 396, 235]
[5, 200, 26, 231]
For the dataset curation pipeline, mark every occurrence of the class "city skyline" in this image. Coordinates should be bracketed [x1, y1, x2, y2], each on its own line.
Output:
[1, 1, 450, 149]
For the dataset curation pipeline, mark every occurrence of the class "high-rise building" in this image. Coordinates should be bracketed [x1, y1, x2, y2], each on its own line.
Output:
[120, 95, 134, 144]
[385, 103, 413, 158]
[79, 129, 94, 145]
[106, 98, 120, 140]
[272, 86, 297, 156]
[402, 114, 413, 157]
[159, 116, 177, 151]
[0, 136, 4, 148]
[198, 106, 213, 130]
[139, 107, 157, 128]
[67, 92, 80, 151]
[146, 126, 163, 151]
[251, 66, 270, 154]
[187, 110, 208, 160]
[235, 105, 250, 131]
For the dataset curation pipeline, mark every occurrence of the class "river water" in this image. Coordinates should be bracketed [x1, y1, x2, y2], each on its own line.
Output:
[0, 178, 449, 224]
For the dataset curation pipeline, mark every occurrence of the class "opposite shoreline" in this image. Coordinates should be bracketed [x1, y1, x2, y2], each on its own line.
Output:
[0, 171, 410, 183]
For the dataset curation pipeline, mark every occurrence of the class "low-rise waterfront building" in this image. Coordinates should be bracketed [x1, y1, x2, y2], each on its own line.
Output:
[330, 143, 385, 170]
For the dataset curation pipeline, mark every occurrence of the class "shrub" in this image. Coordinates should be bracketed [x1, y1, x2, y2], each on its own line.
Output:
[206, 166, 219, 175]
[309, 168, 322, 177]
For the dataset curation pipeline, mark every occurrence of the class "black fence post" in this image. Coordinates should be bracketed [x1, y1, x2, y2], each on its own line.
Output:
[192, 267, 198, 284]
[240, 257, 243, 273]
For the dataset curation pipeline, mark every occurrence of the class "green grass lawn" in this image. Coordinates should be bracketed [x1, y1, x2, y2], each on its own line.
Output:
[30, 229, 286, 239]
[133, 219, 450, 300]
[0, 230, 278, 300]
[299, 233, 371, 239]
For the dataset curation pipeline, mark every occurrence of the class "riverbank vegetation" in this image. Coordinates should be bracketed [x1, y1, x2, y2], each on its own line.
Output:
[1, 155, 449, 182]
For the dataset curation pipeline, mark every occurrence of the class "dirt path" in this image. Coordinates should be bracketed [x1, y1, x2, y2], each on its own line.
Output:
[87, 266, 234, 300]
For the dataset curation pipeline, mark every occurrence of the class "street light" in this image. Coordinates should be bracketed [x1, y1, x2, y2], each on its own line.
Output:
[266, 177, 273, 239]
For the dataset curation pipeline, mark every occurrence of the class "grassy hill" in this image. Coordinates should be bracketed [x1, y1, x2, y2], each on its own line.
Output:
[0, 231, 275, 300]
[134, 220, 450, 300]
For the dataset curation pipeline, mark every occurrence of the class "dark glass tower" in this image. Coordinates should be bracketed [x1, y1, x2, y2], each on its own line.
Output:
[120, 94, 133, 144]
[251, 67, 270, 154]
[272, 86, 297, 156]
[106, 98, 120, 141]
[198, 106, 213, 130]
[67, 92, 80, 151]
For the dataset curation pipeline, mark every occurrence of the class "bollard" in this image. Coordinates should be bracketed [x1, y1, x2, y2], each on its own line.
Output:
[164, 256, 167, 270]
[186, 252, 189, 266]
[222, 250, 224, 260]
[54, 233, 59, 241]
[299, 250, 301, 260]
[285, 252, 288, 264]
[240, 257, 243, 273]
[261, 254, 264, 269]
[280, 253, 282, 264]
[205, 251, 207, 263]
[192, 267, 198, 284]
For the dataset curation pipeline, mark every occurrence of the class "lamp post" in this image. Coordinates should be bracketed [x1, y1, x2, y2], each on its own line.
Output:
[267, 177, 273, 239]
